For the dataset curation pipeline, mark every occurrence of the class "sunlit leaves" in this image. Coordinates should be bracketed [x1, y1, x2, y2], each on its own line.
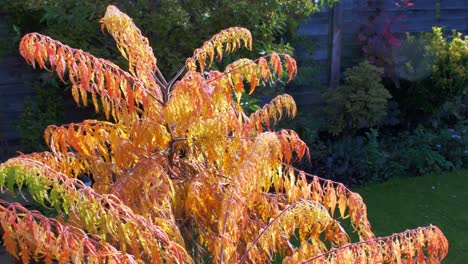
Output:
[19, 33, 157, 121]
[298, 225, 448, 264]
[246, 94, 297, 132]
[283, 169, 375, 241]
[100, 5, 162, 99]
[0, 160, 191, 263]
[221, 54, 298, 103]
[0, 201, 136, 264]
[186, 27, 252, 72]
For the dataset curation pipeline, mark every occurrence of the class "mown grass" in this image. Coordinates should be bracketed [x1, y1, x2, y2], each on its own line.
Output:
[353, 169, 468, 263]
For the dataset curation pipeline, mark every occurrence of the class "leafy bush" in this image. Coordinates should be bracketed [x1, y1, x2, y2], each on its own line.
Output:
[430, 96, 467, 128]
[310, 129, 390, 185]
[433, 122, 468, 169]
[393, 27, 468, 122]
[1, 0, 336, 75]
[322, 61, 392, 135]
[0, 6, 449, 263]
[382, 124, 468, 177]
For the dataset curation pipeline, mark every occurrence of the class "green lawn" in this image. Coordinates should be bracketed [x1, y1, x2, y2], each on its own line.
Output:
[353, 169, 468, 263]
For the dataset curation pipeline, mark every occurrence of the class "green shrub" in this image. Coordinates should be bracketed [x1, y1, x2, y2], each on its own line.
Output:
[393, 27, 468, 122]
[434, 122, 468, 169]
[1, 0, 335, 75]
[322, 61, 392, 136]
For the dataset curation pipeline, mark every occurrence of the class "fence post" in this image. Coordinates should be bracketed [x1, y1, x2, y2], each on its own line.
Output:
[328, 1, 343, 89]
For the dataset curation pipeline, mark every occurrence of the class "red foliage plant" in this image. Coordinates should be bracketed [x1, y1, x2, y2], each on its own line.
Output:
[355, 0, 414, 75]
[0, 5, 448, 264]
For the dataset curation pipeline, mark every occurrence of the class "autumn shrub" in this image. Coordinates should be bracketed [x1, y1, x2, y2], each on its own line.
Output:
[0, 5, 449, 263]
[322, 61, 392, 136]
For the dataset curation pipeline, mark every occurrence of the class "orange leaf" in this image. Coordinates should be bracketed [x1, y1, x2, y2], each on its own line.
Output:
[337, 185, 348, 218]
[270, 53, 282, 79]
[284, 54, 297, 82]
[324, 182, 337, 217]
[258, 57, 270, 81]
[248, 71, 257, 95]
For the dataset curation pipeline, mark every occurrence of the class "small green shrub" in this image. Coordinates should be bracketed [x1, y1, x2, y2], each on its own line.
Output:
[430, 96, 466, 128]
[431, 28, 468, 100]
[434, 122, 468, 169]
[322, 61, 392, 136]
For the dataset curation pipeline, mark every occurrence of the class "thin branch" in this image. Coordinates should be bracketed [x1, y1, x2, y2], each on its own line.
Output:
[153, 73, 167, 91]
[167, 66, 187, 90]
[156, 68, 169, 86]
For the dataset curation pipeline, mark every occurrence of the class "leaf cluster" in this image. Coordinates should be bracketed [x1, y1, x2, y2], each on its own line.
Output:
[354, 0, 413, 75]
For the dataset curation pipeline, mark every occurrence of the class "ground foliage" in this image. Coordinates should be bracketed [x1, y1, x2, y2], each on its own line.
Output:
[0, 5, 449, 264]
